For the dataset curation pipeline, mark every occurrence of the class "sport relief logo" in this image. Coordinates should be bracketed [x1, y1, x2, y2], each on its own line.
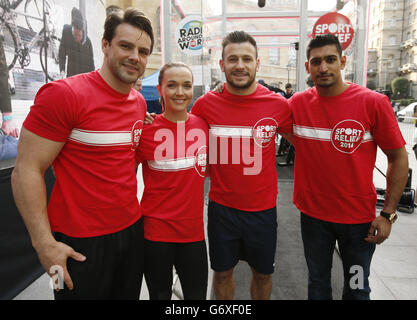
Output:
[194, 145, 208, 177]
[312, 12, 354, 50]
[252, 118, 278, 148]
[331, 120, 365, 154]
[131, 120, 143, 151]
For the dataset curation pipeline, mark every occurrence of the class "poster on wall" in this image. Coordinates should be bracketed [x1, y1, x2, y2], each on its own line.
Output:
[176, 15, 203, 56]
[0, 0, 106, 140]
[0, 1, 106, 299]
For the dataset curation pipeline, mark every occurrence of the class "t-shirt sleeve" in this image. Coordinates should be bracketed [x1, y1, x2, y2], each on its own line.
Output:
[135, 146, 144, 164]
[371, 94, 406, 150]
[190, 96, 204, 117]
[135, 123, 153, 164]
[277, 97, 293, 134]
[136, 91, 148, 120]
[23, 81, 79, 142]
[135, 132, 146, 164]
[195, 115, 209, 146]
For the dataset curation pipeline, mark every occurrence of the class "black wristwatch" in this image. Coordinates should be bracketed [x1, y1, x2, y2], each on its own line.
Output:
[380, 211, 398, 224]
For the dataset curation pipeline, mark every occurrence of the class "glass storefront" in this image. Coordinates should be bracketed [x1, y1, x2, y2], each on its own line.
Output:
[161, 0, 369, 96]
[0, 0, 369, 126]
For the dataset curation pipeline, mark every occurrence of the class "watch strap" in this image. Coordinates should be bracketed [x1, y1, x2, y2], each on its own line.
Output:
[380, 211, 397, 223]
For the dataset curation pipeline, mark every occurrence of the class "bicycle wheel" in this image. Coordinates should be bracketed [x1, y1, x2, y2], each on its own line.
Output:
[0, 20, 18, 70]
[39, 31, 60, 81]
[24, 0, 53, 34]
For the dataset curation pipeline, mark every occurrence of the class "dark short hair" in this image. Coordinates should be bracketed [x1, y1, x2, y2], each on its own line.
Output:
[103, 7, 154, 54]
[285, 83, 292, 89]
[306, 34, 342, 60]
[222, 30, 258, 59]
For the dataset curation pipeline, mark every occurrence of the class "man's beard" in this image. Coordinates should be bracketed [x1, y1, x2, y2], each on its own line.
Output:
[316, 81, 335, 88]
[225, 70, 256, 90]
[315, 74, 335, 88]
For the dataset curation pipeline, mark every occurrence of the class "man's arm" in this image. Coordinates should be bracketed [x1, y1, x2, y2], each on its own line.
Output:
[11, 127, 86, 290]
[365, 146, 408, 244]
[86, 38, 95, 71]
[381, 146, 409, 212]
[58, 27, 69, 75]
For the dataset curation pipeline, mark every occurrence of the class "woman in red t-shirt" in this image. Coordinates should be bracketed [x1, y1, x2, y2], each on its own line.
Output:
[136, 62, 209, 300]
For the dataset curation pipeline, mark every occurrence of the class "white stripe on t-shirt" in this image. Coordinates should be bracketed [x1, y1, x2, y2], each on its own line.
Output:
[210, 125, 253, 138]
[363, 131, 373, 142]
[293, 125, 373, 142]
[293, 125, 332, 141]
[148, 157, 195, 172]
[68, 129, 131, 146]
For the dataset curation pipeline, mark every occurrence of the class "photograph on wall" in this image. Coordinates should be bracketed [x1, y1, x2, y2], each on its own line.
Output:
[0, 0, 106, 145]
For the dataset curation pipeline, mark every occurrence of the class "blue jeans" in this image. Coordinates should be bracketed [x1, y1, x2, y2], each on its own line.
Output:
[300, 213, 376, 300]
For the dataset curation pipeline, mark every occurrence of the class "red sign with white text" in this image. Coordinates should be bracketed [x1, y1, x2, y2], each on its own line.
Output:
[312, 12, 354, 50]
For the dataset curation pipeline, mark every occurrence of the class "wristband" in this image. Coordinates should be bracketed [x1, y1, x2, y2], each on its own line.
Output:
[2, 115, 13, 121]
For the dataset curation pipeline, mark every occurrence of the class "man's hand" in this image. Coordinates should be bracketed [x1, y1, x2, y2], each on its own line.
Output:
[36, 240, 86, 291]
[213, 82, 225, 93]
[1, 119, 19, 138]
[365, 215, 392, 244]
[144, 112, 156, 125]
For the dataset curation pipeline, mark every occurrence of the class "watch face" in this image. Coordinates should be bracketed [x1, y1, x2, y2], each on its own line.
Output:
[391, 214, 398, 223]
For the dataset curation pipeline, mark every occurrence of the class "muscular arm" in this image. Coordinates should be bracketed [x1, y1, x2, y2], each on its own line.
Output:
[366, 146, 408, 244]
[12, 128, 64, 247]
[11, 127, 85, 289]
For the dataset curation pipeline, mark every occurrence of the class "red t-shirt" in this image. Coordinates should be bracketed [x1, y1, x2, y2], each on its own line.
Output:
[136, 114, 208, 242]
[23, 70, 146, 237]
[191, 84, 292, 211]
[290, 83, 406, 224]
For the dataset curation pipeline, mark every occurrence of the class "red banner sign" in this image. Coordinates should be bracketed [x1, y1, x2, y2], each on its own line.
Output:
[312, 12, 354, 50]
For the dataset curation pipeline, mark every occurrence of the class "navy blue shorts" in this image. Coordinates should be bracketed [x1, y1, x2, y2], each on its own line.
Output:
[207, 201, 277, 275]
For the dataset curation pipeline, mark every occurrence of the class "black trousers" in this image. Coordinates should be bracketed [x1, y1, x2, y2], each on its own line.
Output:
[53, 218, 144, 300]
[144, 239, 208, 300]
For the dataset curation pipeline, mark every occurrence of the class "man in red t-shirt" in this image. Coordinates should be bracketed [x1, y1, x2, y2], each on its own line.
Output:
[191, 31, 292, 300]
[289, 35, 408, 300]
[11, 8, 154, 299]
